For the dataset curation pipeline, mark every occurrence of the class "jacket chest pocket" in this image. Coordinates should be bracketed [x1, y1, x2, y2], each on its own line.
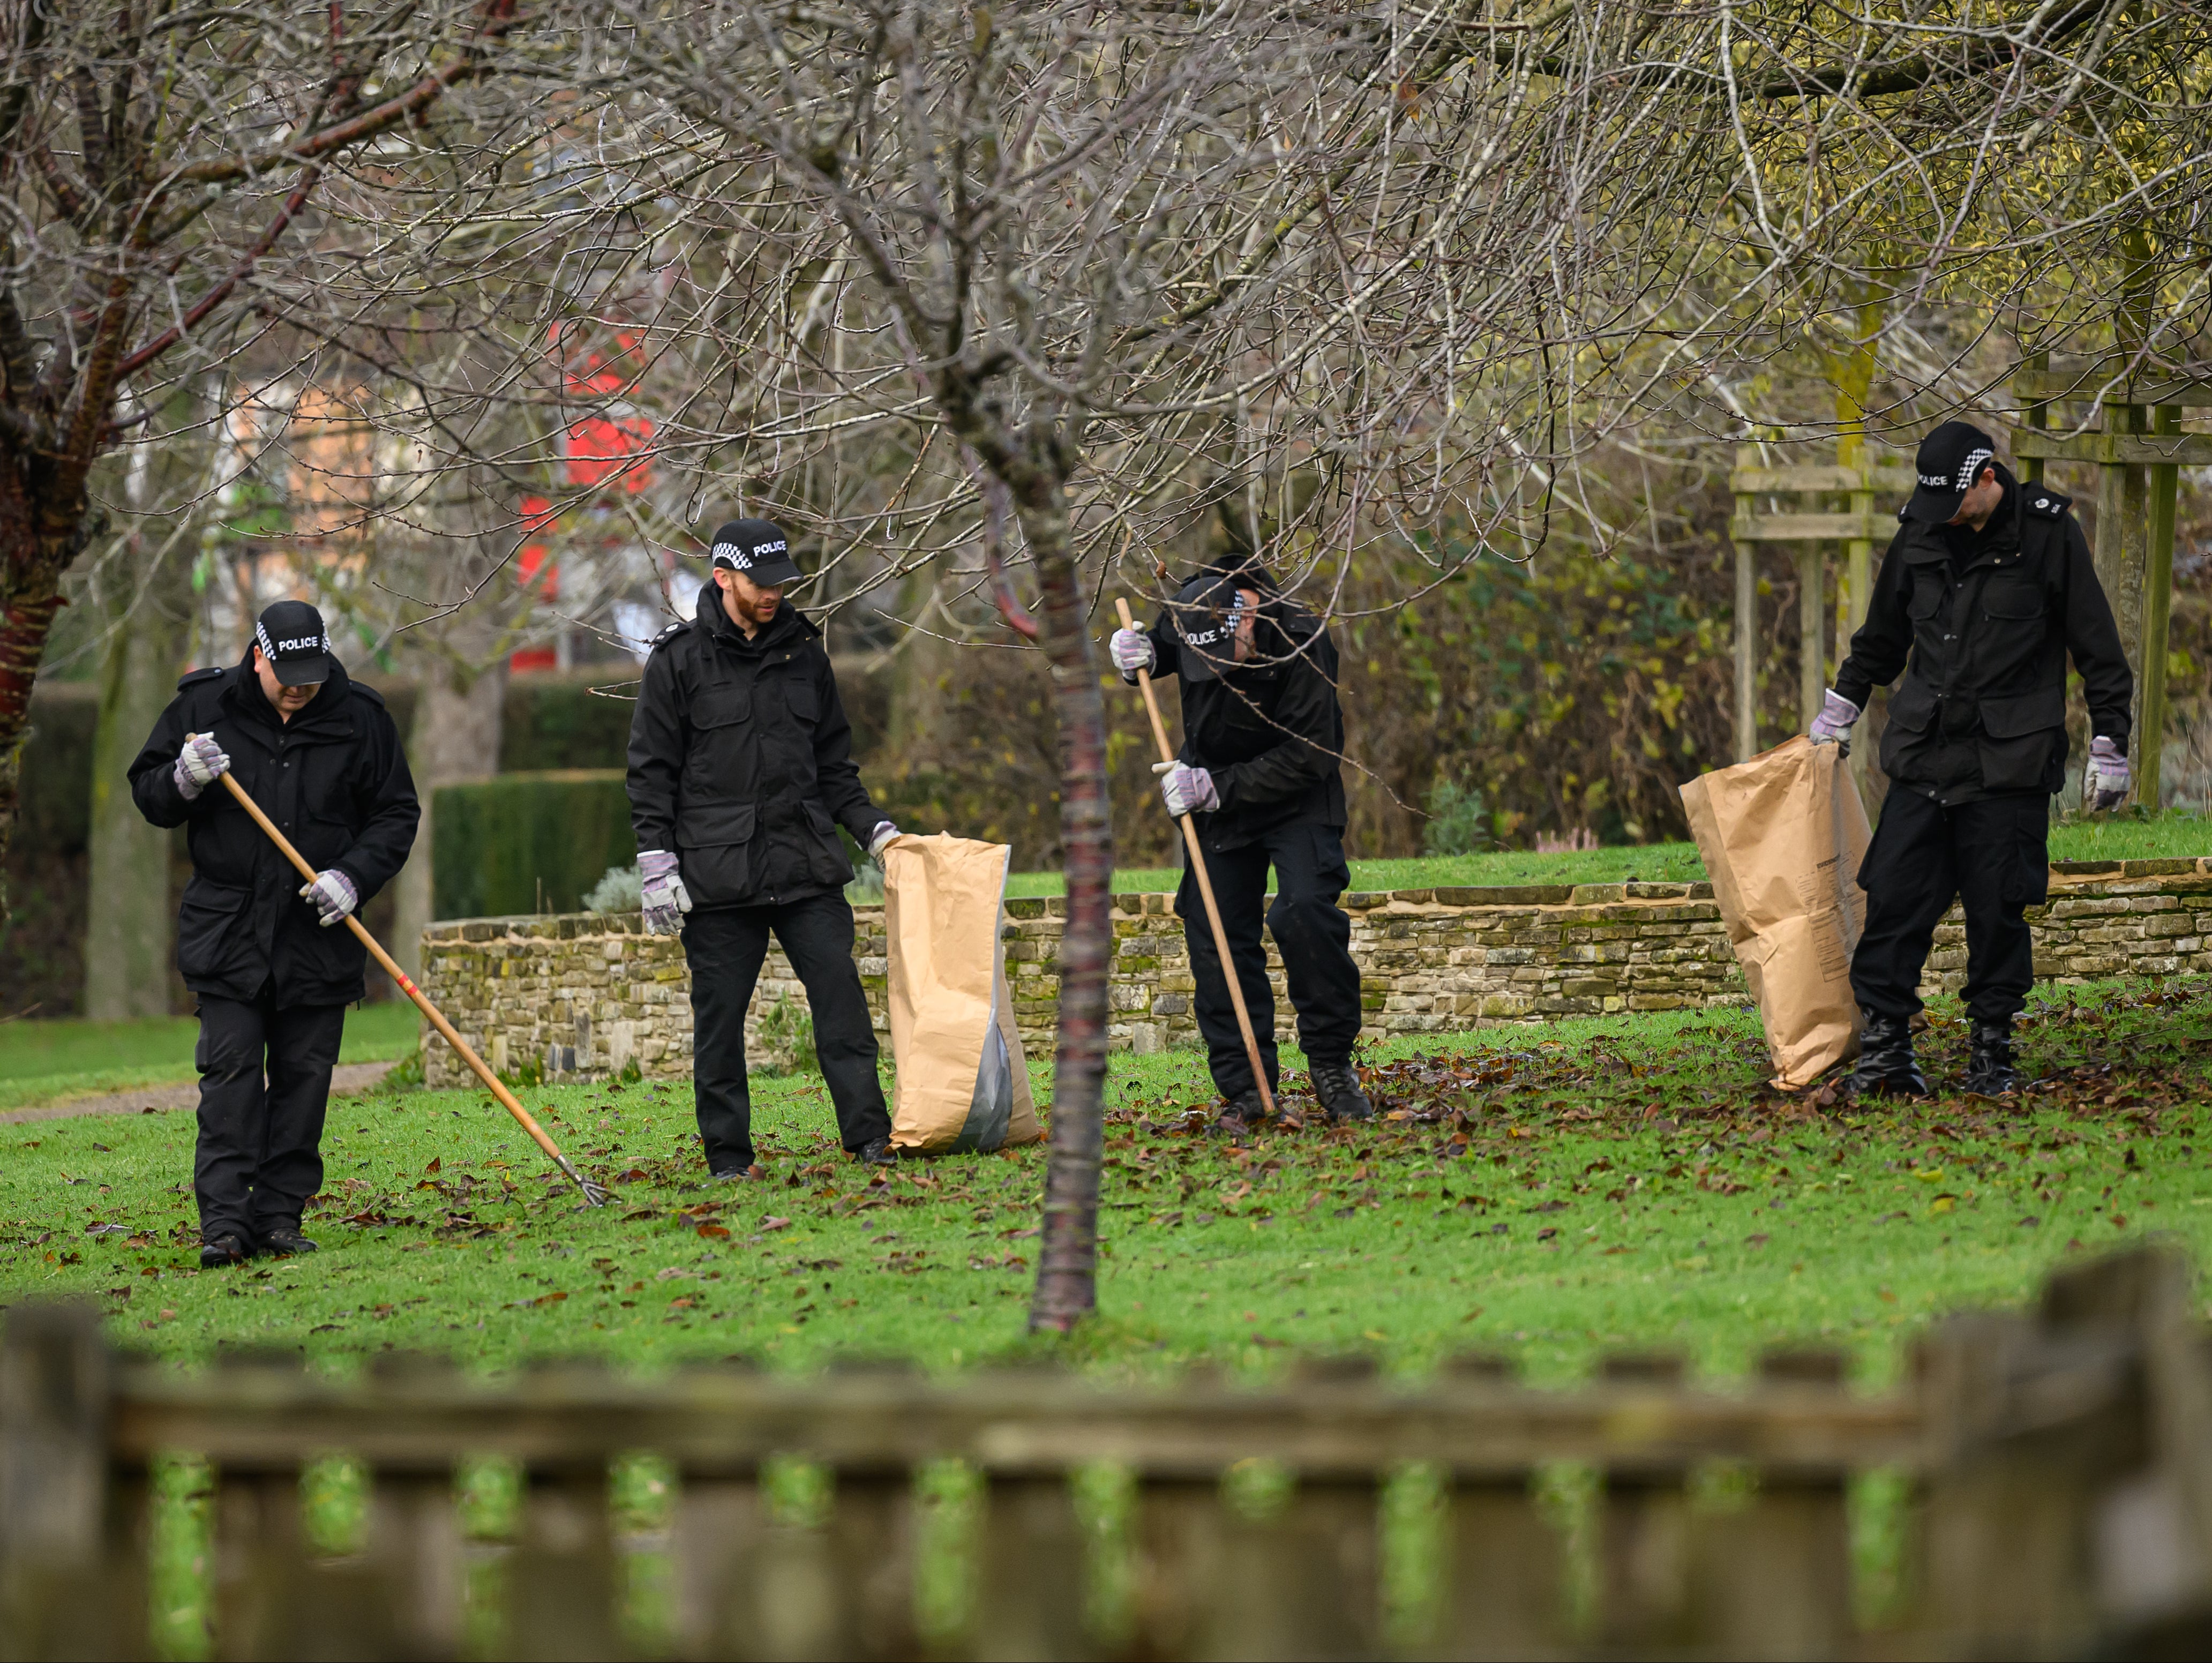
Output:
[1981, 578, 2045, 626]
[1906, 573, 1947, 624]
[692, 685, 753, 731]
[778, 675, 819, 726]
[1975, 574, 2049, 681]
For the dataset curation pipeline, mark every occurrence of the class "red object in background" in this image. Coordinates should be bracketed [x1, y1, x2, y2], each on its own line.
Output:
[511, 327, 659, 674]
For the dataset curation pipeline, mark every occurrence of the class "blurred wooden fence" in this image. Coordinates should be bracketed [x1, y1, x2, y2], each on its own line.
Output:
[4, 1246, 2211, 1660]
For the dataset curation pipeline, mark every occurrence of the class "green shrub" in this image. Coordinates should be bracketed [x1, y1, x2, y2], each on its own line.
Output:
[433, 771, 636, 919]
[1421, 775, 1494, 856]
[586, 863, 642, 912]
[500, 673, 639, 771]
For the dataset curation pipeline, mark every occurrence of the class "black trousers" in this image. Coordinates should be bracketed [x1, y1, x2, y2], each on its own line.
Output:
[193, 994, 347, 1246]
[1850, 788, 2049, 1024]
[683, 893, 891, 1171]
[1176, 820, 1364, 1099]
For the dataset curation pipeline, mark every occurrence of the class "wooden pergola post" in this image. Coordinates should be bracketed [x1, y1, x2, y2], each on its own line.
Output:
[1729, 446, 1909, 768]
[2142, 406, 2181, 808]
[1732, 445, 1757, 762]
[2009, 360, 2212, 812]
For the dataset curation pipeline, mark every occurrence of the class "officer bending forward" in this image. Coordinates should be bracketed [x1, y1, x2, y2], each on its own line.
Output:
[130, 602, 419, 1267]
[1810, 422, 2134, 1096]
[628, 518, 901, 1178]
[1112, 566, 1375, 1136]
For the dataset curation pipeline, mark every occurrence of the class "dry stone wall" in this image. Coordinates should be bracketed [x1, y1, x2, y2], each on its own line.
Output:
[415, 860, 2212, 1087]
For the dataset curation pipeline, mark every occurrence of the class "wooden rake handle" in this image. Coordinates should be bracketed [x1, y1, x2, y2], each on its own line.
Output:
[1113, 602, 1276, 1119]
[192, 740, 605, 1205]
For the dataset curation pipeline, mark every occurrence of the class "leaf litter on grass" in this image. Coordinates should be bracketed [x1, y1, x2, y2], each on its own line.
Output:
[6, 979, 2212, 1381]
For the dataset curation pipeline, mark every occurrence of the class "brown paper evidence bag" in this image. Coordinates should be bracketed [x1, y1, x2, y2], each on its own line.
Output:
[1679, 736, 1873, 1091]
[880, 833, 1044, 1153]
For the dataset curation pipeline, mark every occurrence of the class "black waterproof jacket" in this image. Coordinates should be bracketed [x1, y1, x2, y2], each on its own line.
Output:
[627, 585, 888, 908]
[1141, 578, 1347, 853]
[129, 657, 420, 1008]
[1833, 467, 2133, 805]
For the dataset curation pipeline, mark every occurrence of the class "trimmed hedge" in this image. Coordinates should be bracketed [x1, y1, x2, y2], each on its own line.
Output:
[498, 673, 638, 772]
[432, 771, 635, 921]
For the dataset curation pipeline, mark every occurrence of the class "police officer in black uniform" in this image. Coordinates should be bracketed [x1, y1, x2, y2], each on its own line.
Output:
[627, 518, 900, 1178]
[1809, 422, 2134, 1096]
[129, 600, 420, 1267]
[1111, 565, 1374, 1135]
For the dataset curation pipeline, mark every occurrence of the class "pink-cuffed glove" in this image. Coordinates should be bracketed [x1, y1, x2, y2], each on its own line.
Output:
[1110, 627, 1156, 684]
[174, 733, 230, 800]
[639, 850, 692, 934]
[1809, 689, 1860, 746]
[1153, 761, 1218, 817]
[2084, 736, 2131, 812]
[298, 869, 358, 927]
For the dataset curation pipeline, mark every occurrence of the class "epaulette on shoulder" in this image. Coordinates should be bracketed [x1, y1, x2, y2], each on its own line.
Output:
[649, 620, 686, 651]
[2025, 486, 2073, 520]
[1898, 504, 1910, 523]
[350, 681, 388, 708]
[176, 666, 224, 691]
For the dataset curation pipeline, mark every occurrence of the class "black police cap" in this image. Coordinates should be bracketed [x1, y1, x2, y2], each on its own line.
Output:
[707, 517, 803, 586]
[253, 600, 335, 687]
[1904, 421, 2000, 524]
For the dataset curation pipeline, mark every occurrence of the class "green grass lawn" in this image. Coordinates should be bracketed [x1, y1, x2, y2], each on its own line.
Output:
[0, 1002, 418, 1114]
[6, 978, 2208, 1388]
[1001, 810, 2211, 897]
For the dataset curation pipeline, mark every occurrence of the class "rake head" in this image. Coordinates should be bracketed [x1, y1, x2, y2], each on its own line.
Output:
[554, 1155, 612, 1208]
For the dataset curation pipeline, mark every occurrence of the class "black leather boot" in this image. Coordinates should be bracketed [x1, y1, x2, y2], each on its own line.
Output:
[1964, 1019, 2020, 1096]
[1212, 1088, 1268, 1140]
[1311, 1062, 1376, 1123]
[1849, 1011, 1928, 1097]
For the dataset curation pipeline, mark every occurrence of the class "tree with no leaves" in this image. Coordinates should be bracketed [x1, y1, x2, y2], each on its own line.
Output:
[570, 0, 1698, 1328]
[0, 0, 527, 885]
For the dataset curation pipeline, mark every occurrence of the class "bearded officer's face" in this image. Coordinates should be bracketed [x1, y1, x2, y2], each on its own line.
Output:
[714, 565, 782, 633]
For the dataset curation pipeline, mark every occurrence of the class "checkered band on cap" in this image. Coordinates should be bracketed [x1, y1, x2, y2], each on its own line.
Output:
[711, 533, 788, 570]
[256, 621, 331, 658]
[1955, 447, 1992, 489]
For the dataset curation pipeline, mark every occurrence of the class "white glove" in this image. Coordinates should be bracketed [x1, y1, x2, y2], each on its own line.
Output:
[1153, 760, 1218, 817]
[2084, 736, 2131, 812]
[1809, 690, 1860, 746]
[867, 821, 899, 858]
[298, 869, 358, 927]
[1110, 627, 1155, 683]
[174, 733, 230, 800]
[639, 850, 693, 934]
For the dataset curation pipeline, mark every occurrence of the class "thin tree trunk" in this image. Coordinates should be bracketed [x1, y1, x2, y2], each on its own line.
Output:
[84, 391, 206, 1018]
[1023, 493, 1115, 1333]
[84, 550, 194, 1017]
[391, 653, 507, 979]
[0, 583, 71, 912]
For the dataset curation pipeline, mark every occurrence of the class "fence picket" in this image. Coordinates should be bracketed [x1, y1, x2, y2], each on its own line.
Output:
[972, 1473, 1091, 1661]
[504, 1460, 622, 1661]
[1437, 1477, 1566, 1660]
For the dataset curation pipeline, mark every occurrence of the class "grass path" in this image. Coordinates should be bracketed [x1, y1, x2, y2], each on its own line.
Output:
[4, 980, 2207, 1386]
[0, 1002, 418, 1114]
